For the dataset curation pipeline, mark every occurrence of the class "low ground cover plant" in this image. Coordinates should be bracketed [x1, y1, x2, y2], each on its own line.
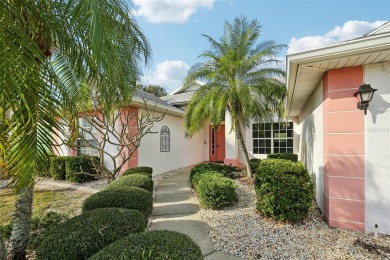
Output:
[255, 159, 314, 222]
[89, 230, 203, 260]
[190, 162, 238, 182]
[267, 153, 298, 162]
[105, 174, 153, 192]
[122, 166, 153, 178]
[36, 208, 145, 260]
[82, 187, 153, 218]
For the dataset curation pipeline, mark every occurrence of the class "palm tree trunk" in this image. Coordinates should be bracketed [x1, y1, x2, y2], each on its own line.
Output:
[6, 183, 33, 260]
[234, 120, 253, 177]
[0, 233, 6, 260]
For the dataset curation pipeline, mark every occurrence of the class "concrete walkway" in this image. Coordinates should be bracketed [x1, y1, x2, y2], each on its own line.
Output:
[150, 171, 242, 260]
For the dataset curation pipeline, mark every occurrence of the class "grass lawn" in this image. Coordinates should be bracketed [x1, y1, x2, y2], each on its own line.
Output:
[0, 187, 90, 227]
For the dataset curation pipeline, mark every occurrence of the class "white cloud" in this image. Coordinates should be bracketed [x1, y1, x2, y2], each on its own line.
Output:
[133, 0, 214, 24]
[143, 60, 190, 92]
[288, 20, 386, 54]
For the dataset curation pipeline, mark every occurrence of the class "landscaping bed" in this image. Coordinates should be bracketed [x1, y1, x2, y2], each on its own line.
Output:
[199, 178, 390, 259]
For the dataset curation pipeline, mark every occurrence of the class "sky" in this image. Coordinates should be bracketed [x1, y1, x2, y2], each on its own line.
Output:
[132, 0, 390, 93]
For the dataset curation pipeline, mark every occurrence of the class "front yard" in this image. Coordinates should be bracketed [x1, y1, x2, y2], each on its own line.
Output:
[199, 178, 390, 259]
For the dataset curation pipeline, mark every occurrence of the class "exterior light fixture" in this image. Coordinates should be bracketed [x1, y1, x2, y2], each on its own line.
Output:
[354, 83, 377, 115]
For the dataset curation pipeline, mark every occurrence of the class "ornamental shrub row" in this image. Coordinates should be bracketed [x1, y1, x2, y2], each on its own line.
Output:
[122, 166, 153, 178]
[43, 156, 98, 182]
[36, 208, 146, 260]
[267, 153, 298, 162]
[249, 158, 261, 175]
[83, 187, 153, 219]
[255, 159, 314, 222]
[90, 230, 203, 260]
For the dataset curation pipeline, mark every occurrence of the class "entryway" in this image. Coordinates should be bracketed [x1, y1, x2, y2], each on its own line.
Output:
[209, 125, 225, 162]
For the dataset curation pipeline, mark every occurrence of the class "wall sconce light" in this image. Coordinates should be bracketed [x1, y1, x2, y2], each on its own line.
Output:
[354, 84, 377, 115]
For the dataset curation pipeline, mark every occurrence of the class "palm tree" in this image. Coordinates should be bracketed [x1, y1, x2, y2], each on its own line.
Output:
[184, 16, 286, 177]
[0, 1, 151, 259]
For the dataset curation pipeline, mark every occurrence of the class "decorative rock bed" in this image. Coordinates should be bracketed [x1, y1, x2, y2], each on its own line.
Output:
[198, 179, 390, 259]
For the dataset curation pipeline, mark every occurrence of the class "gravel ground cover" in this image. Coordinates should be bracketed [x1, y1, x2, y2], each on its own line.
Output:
[198, 178, 390, 260]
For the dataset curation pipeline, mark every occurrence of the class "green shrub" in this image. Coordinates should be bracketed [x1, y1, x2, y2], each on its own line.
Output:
[35, 156, 56, 177]
[255, 159, 314, 222]
[90, 230, 203, 260]
[65, 156, 98, 183]
[36, 208, 145, 260]
[29, 212, 69, 250]
[82, 187, 153, 218]
[122, 166, 153, 178]
[190, 163, 238, 183]
[105, 174, 153, 192]
[249, 158, 261, 175]
[194, 171, 238, 209]
[49, 156, 68, 180]
[267, 153, 298, 162]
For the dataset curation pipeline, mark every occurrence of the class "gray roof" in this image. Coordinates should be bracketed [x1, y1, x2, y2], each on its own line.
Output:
[160, 91, 195, 104]
[134, 90, 184, 112]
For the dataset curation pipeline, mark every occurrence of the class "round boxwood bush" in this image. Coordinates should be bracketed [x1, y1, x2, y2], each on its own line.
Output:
[105, 174, 153, 192]
[36, 208, 145, 260]
[249, 158, 261, 175]
[195, 171, 238, 209]
[122, 166, 153, 178]
[255, 159, 314, 222]
[267, 153, 298, 162]
[89, 230, 203, 260]
[82, 187, 153, 218]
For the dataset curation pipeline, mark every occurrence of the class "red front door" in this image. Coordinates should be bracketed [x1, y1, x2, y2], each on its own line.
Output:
[209, 125, 225, 162]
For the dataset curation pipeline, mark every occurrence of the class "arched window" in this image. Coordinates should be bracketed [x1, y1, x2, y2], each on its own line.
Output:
[160, 126, 170, 152]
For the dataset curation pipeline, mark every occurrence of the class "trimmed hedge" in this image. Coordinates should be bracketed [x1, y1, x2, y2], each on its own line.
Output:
[36, 208, 145, 260]
[35, 156, 56, 177]
[122, 166, 153, 178]
[49, 156, 68, 180]
[194, 171, 238, 209]
[65, 156, 98, 183]
[89, 230, 203, 260]
[82, 187, 153, 218]
[105, 174, 153, 192]
[255, 159, 314, 222]
[267, 153, 298, 162]
[190, 163, 238, 182]
[49, 156, 98, 182]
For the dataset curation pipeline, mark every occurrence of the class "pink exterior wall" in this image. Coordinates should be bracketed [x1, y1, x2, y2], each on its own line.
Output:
[323, 66, 365, 231]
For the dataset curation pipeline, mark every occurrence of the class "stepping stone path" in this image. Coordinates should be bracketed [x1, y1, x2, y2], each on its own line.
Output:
[150, 171, 242, 260]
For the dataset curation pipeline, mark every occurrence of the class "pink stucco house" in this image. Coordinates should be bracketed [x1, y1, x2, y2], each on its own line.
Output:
[286, 21, 390, 234]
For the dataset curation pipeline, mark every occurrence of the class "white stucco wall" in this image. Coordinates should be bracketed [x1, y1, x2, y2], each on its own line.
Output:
[138, 109, 208, 176]
[297, 81, 324, 211]
[364, 61, 390, 234]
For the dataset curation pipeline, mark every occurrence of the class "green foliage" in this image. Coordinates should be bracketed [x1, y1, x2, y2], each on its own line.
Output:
[255, 159, 314, 222]
[190, 163, 238, 183]
[65, 156, 98, 183]
[49, 157, 68, 180]
[123, 166, 153, 178]
[29, 212, 69, 250]
[193, 171, 238, 209]
[82, 187, 153, 219]
[90, 230, 203, 260]
[105, 174, 153, 192]
[49, 156, 98, 182]
[249, 158, 262, 175]
[267, 153, 298, 162]
[36, 208, 145, 260]
[138, 85, 168, 97]
[35, 156, 56, 177]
